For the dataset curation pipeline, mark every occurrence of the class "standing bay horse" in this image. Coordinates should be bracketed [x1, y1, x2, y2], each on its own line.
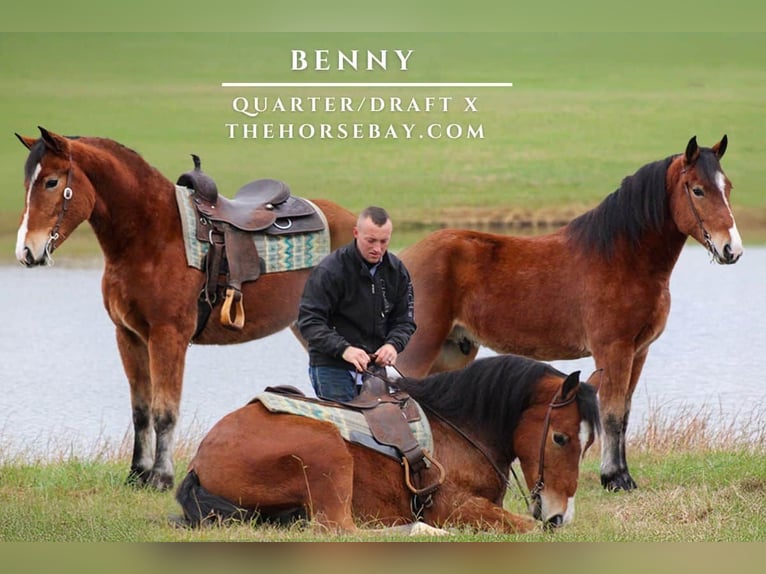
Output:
[176, 355, 600, 533]
[14, 127, 357, 490]
[397, 136, 743, 491]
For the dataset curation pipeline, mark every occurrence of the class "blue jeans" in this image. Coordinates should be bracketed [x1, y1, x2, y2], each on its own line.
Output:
[308, 366, 358, 401]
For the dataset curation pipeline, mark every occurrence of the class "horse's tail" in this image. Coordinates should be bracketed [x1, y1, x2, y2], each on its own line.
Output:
[175, 470, 254, 527]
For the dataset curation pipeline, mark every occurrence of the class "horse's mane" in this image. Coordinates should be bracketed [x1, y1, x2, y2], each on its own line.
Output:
[25, 135, 160, 182]
[565, 155, 674, 258]
[397, 355, 600, 456]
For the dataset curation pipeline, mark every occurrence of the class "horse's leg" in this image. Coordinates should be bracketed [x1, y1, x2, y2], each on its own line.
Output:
[144, 325, 190, 491]
[593, 344, 638, 491]
[115, 327, 154, 486]
[618, 348, 650, 482]
[442, 496, 538, 533]
[397, 304, 456, 378]
[204, 417, 357, 530]
[301, 461, 357, 532]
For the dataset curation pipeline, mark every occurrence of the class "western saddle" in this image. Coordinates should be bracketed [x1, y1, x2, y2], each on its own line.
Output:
[264, 371, 446, 518]
[176, 155, 325, 334]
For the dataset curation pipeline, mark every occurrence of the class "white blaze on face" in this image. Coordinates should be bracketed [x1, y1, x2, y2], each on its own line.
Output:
[715, 170, 744, 256]
[562, 496, 576, 525]
[15, 163, 41, 261]
[557, 419, 592, 526]
[541, 419, 592, 526]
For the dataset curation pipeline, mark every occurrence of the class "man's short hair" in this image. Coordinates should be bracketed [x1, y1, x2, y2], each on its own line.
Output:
[359, 206, 390, 227]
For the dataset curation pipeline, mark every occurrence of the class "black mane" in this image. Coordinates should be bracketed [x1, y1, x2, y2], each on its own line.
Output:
[396, 355, 600, 458]
[566, 156, 674, 259]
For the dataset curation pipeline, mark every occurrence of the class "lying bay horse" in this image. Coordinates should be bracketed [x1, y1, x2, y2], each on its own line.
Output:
[176, 355, 600, 533]
[397, 136, 742, 491]
[14, 127, 357, 490]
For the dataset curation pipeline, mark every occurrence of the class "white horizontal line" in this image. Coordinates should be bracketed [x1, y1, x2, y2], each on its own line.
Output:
[221, 82, 513, 88]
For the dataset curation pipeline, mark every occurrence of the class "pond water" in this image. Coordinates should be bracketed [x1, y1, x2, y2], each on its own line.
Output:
[1, 245, 764, 460]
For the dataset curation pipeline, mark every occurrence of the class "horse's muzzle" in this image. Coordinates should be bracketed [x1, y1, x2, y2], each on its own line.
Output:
[720, 243, 742, 265]
[18, 246, 48, 267]
[544, 514, 564, 530]
[530, 495, 566, 529]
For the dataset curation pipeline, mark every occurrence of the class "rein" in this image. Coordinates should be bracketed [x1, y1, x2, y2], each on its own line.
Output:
[382, 361, 580, 513]
[420, 404, 532, 508]
[421, 388, 577, 509]
[45, 156, 75, 264]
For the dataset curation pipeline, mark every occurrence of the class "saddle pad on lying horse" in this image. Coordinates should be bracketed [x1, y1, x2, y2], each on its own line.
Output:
[174, 185, 330, 272]
[254, 391, 434, 463]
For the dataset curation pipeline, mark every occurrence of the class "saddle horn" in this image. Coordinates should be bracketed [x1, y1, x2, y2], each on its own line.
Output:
[177, 153, 219, 203]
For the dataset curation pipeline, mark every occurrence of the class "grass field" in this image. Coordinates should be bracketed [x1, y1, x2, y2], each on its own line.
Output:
[0, 407, 763, 542]
[1, 32, 764, 551]
[2, 33, 765, 261]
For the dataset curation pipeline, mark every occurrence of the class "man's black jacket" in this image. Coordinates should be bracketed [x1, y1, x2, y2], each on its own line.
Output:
[297, 241, 416, 369]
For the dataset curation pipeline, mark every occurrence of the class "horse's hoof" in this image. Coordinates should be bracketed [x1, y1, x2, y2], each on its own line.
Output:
[126, 468, 151, 488]
[126, 468, 174, 491]
[146, 471, 175, 491]
[601, 471, 638, 492]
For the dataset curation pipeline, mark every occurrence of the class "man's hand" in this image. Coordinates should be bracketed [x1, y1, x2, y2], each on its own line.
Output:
[342, 346, 372, 372]
[373, 343, 398, 366]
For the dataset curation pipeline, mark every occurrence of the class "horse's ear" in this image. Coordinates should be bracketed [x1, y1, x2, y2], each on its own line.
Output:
[685, 135, 700, 165]
[585, 368, 604, 392]
[712, 134, 728, 159]
[38, 126, 69, 155]
[561, 370, 580, 400]
[15, 133, 36, 150]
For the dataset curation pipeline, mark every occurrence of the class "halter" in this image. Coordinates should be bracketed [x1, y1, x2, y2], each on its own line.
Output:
[681, 167, 718, 260]
[44, 156, 74, 264]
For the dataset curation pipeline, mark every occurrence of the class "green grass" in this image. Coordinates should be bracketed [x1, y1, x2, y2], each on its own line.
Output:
[2, 32, 765, 261]
[2, 31, 765, 546]
[0, 449, 762, 542]
[1, 408, 764, 542]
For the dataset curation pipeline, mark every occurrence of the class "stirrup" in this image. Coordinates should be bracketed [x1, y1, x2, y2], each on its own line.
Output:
[220, 287, 245, 330]
[402, 450, 446, 496]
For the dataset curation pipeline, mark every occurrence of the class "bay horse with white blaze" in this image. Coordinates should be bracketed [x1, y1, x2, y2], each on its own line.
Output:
[397, 136, 742, 491]
[176, 355, 600, 533]
[14, 127, 357, 490]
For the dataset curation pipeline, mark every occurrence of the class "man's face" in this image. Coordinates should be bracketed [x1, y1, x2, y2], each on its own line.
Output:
[354, 217, 392, 264]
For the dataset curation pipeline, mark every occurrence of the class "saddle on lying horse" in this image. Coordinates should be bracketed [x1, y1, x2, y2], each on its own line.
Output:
[262, 374, 446, 507]
[176, 155, 325, 331]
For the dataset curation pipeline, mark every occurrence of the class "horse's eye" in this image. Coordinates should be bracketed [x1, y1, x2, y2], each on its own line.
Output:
[44, 178, 59, 189]
[692, 186, 705, 197]
[552, 432, 569, 446]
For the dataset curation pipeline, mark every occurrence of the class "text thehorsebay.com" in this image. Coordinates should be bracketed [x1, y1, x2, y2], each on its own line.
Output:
[223, 49, 513, 141]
